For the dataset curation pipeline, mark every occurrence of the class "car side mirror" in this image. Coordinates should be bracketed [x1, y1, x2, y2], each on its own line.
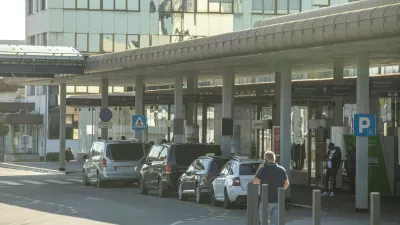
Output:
[140, 157, 146, 164]
[83, 154, 89, 160]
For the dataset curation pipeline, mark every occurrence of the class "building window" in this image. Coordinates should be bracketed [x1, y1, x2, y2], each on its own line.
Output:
[127, 35, 140, 50]
[77, 0, 89, 8]
[101, 34, 114, 52]
[28, 0, 34, 14]
[29, 36, 36, 45]
[88, 86, 100, 93]
[41, 0, 47, 10]
[36, 0, 39, 12]
[76, 33, 89, 52]
[90, 0, 101, 9]
[66, 86, 75, 93]
[114, 34, 126, 52]
[42, 33, 47, 46]
[115, 0, 126, 10]
[75, 86, 88, 93]
[252, 0, 300, 14]
[127, 0, 140, 11]
[102, 0, 114, 10]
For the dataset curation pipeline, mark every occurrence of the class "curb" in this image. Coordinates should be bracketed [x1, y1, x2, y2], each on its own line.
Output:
[0, 163, 66, 175]
[288, 203, 340, 211]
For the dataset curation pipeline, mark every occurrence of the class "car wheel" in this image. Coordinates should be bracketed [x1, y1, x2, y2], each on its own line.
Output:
[195, 184, 204, 204]
[139, 176, 148, 195]
[224, 189, 233, 209]
[158, 179, 167, 198]
[210, 187, 220, 206]
[83, 170, 90, 186]
[178, 181, 187, 201]
[97, 172, 106, 188]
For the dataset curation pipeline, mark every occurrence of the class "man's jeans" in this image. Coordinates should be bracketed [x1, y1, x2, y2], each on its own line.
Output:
[259, 202, 278, 225]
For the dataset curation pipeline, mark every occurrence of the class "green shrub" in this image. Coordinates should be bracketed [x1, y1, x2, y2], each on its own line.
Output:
[46, 152, 59, 162]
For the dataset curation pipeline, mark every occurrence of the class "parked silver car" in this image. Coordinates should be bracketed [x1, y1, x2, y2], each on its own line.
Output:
[83, 140, 149, 188]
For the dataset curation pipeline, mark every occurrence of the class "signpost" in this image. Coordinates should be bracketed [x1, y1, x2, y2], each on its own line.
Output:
[99, 108, 113, 129]
[354, 114, 376, 137]
[132, 115, 147, 130]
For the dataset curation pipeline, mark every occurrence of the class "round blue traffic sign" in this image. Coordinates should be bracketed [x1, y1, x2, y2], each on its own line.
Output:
[99, 108, 113, 122]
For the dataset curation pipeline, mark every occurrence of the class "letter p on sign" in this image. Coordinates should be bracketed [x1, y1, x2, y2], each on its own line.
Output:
[354, 114, 376, 137]
[359, 117, 370, 133]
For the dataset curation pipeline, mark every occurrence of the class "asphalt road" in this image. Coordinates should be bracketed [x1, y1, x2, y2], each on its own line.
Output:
[0, 168, 318, 225]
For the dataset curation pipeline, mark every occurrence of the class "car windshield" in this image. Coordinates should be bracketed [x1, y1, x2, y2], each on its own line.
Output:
[172, 145, 221, 166]
[239, 163, 262, 175]
[106, 143, 144, 161]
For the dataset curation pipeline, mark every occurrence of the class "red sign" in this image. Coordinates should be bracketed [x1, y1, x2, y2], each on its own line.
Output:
[273, 126, 280, 155]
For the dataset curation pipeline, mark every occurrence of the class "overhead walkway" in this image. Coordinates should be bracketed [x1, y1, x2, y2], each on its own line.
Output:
[0, 45, 85, 81]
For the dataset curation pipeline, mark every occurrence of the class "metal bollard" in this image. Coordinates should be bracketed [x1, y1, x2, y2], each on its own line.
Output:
[312, 190, 321, 225]
[261, 184, 269, 225]
[247, 183, 259, 225]
[370, 192, 380, 225]
[278, 187, 285, 225]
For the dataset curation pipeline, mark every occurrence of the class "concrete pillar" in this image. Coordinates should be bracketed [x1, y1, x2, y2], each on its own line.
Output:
[101, 78, 109, 140]
[333, 64, 344, 126]
[221, 69, 234, 156]
[356, 54, 369, 211]
[186, 75, 198, 125]
[59, 83, 66, 171]
[174, 74, 184, 143]
[279, 63, 292, 198]
[135, 75, 144, 142]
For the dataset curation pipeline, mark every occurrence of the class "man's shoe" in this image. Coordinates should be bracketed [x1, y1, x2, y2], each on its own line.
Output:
[321, 192, 329, 196]
[329, 192, 335, 197]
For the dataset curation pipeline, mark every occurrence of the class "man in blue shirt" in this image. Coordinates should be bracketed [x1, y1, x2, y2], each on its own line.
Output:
[253, 151, 289, 225]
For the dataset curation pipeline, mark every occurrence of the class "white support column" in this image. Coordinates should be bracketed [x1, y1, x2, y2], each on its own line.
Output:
[101, 78, 109, 140]
[59, 83, 66, 171]
[356, 54, 369, 211]
[174, 74, 184, 143]
[135, 75, 144, 142]
[221, 69, 234, 156]
[280, 63, 292, 198]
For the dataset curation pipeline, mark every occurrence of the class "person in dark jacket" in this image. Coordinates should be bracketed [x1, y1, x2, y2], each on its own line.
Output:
[322, 143, 342, 196]
[345, 143, 356, 196]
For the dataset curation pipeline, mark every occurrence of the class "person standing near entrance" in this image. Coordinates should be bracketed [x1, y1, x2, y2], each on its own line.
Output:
[345, 143, 356, 196]
[253, 151, 289, 225]
[322, 143, 342, 196]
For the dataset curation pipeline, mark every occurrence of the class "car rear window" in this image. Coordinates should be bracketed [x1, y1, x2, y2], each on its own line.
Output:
[209, 159, 230, 176]
[106, 143, 144, 161]
[239, 163, 262, 175]
[171, 145, 221, 166]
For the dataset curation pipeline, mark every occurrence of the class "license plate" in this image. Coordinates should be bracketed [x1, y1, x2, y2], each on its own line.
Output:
[117, 167, 133, 171]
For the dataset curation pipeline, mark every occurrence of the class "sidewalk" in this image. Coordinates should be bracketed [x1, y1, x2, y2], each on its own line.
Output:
[0, 161, 83, 175]
[289, 185, 400, 219]
[287, 210, 400, 225]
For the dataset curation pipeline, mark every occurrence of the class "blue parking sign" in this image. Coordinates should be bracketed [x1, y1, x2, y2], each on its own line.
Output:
[354, 114, 376, 136]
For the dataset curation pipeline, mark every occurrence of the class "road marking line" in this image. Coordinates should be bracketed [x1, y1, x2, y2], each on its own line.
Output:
[0, 181, 23, 185]
[44, 180, 72, 184]
[66, 179, 82, 183]
[170, 221, 183, 225]
[19, 180, 46, 185]
[186, 218, 196, 221]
